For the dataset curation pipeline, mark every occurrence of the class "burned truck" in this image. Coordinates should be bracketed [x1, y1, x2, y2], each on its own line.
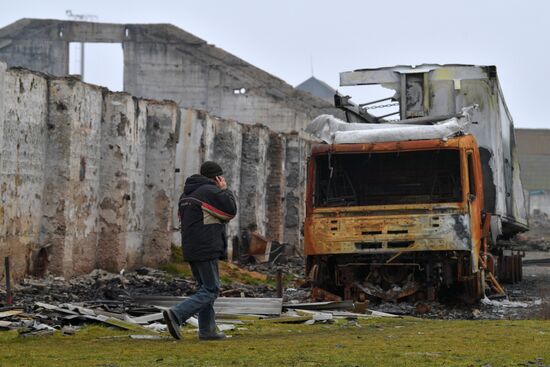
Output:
[304, 65, 528, 302]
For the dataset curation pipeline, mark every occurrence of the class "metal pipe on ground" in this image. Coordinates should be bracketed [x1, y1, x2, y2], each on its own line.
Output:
[276, 268, 283, 299]
[4, 257, 13, 306]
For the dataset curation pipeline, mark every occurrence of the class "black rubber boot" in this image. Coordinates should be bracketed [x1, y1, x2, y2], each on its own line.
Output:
[162, 309, 182, 340]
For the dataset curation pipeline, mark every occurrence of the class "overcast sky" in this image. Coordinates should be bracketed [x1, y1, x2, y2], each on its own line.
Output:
[1, 0, 549, 128]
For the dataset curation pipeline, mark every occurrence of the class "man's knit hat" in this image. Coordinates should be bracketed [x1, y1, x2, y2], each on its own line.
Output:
[200, 161, 223, 179]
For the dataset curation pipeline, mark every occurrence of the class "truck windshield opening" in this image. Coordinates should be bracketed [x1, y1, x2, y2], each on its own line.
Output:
[314, 149, 462, 207]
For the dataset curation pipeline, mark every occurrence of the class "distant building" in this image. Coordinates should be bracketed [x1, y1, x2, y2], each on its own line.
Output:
[296, 76, 337, 105]
[515, 128, 550, 223]
[516, 129, 550, 191]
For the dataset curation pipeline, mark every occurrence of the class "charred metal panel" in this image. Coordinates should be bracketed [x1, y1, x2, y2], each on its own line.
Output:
[306, 212, 471, 255]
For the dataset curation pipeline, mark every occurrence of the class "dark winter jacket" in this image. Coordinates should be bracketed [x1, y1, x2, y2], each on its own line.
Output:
[178, 174, 237, 262]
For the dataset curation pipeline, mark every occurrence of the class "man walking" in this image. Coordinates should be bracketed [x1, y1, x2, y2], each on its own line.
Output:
[163, 161, 237, 340]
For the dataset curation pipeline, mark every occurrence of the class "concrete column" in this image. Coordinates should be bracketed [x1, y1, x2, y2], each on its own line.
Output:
[42, 78, 103, 277]
[97, 93, 147, 271]
[0, 68, 48, 281]
[239, 124, 269, 237]
[265, 132, 286, 242]
[0, 63, 6, 255]
[142, 101, 179, 266]
[206, 117, 243, 258]
[0, 61, 4, 154]
[172, 108, 207, 242]
[283, 133, 304, 250]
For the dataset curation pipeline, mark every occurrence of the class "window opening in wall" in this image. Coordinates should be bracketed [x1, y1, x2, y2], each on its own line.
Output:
[69, 42, 124, 92]
[233, 88, 247, 95]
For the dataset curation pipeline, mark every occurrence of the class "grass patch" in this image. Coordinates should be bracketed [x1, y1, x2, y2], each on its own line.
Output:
[1, 318, 549, 366]
[160, 245, 275, 286]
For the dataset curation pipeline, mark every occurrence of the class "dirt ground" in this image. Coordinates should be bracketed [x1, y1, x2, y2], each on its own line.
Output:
[4, 250, 550, 322]
[364, 253, 550, 320]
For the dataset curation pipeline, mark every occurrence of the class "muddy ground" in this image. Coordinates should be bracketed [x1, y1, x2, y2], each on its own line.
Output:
[365, 261, 550, 320]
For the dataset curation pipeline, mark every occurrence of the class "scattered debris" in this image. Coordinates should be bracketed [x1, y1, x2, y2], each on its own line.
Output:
[481, 297, 532, 308]
[0, 258, 548, 339]
[134, 296, 284, 316]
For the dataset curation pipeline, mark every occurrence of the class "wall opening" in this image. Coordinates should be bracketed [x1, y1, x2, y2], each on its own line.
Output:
[31, 247, 49, 277]
[69, 42, 124, 92]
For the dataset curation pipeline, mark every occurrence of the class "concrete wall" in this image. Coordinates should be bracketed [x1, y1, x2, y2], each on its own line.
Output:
[516, 128, 550, 191]
[172, 109, 311, 259]
[1, 54, 314, 282]
[0, 63, 180, 281]
[0, 19, 343, 135]
[527, 191, 550, 217]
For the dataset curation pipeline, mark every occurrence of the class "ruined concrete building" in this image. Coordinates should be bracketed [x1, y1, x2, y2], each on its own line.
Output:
[0, 19, 335, 281]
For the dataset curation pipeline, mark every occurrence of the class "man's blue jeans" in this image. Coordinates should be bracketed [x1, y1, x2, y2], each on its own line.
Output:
[170, 259, 219, 336]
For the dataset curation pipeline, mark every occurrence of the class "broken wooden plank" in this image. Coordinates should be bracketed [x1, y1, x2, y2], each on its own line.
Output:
[258, 315, 313, 323]
[294, 309, 333, 321]
[127, 312, 163, 325]
[85, 315, 157, 333]
[92, 309, 127, 321]
[60, 304, 96, 316]
[129, 334, 169, 340]
[367, 310, 400, 318]
[135, 296, 283, 316]
[0, 320, 12, 328]
[19, 329, 54, 338]
[283, 301, 354, 311]
[0, 309, 23, 318]
[34, 302, 79, 315]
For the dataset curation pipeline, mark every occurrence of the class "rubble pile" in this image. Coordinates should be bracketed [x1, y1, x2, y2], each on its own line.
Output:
[10, 268, 194, 308]
[0, 265, 389, 339]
